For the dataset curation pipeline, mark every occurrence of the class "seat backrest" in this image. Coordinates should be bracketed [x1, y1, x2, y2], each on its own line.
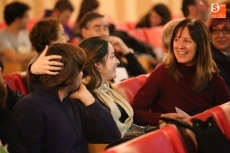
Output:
[218, 102, 230, 138]
[137, 74, 148, 85]
[127, 28, 148, 43]
[113, 75, 148, 104]
[101, 126, 189, 153]
[186, 103, 230, 138]
[11, 73, 28, 95]
[144, 26, 164, 49]
[3, 75, 16, 90]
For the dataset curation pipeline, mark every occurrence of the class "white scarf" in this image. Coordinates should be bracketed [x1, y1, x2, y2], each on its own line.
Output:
[94, 81, 134, 137]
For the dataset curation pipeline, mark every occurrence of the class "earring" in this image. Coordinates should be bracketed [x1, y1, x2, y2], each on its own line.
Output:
[98, 69, 101, 72]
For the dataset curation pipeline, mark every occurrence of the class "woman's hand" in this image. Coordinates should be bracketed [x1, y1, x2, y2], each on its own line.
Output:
[159, 113, 187, 124]
[30, 46, 63, 75]
[70, 83, 95, 106]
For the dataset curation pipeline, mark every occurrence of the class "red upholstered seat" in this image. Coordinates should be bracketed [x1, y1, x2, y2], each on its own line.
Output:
[144, 26, 164, 49]
[217, 102, 230, 138]
[127, 28, 148, 43]
[101, 126, 189, 153]
[11, 73, 28, 95]
[3, 75, 16, 90]
[186, 101, 230, 139]
[113, 75, 148, 104]
[137, 74, 149, 85]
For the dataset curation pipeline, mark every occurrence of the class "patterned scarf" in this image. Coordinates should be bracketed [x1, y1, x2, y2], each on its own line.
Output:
[94, 81, 134, 137]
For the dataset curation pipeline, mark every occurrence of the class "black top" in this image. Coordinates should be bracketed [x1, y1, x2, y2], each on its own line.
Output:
[0, 108, 27, 153]
[116, 52, 146, 77]
[6, 85, 24, 111]
[211, 45, 230, 92]
[13, 84, 120, 153]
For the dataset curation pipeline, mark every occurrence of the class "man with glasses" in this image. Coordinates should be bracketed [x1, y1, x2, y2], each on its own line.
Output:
[209, 9, 230, 94]
[181, 0, 210, 24]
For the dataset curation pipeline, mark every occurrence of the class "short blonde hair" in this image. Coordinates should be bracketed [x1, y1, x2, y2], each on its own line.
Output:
[162, 19, 182, 51]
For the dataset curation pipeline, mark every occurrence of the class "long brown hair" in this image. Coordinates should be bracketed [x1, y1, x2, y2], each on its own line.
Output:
[78, 37, 108, 91]
[164, 18, 218, 92]
[0, 65, 6, 108]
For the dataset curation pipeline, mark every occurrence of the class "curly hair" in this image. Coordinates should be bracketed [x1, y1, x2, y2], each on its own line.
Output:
[30, 18, 61, 53]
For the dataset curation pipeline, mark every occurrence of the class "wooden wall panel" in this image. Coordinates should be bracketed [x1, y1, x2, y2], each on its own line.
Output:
[0, 0, 228, 23]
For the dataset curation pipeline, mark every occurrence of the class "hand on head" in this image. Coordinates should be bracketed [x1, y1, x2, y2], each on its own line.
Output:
[31, 46, 63, 75]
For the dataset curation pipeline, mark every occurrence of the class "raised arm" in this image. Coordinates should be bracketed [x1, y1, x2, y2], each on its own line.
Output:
[107, 36, 146, 76]
[70, 84, 121, 142]
[27, 46, 63, 92]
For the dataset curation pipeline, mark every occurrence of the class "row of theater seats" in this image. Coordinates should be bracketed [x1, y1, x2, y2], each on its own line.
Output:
[3, 72, 149, 99]
[113, 74, 149, 104]
[104, 75, 230, 153]
[4, 72, 230, 153]
[101, 102, 230, 153]
[127, 26, 164, 49]
[3, 72, 28, 95]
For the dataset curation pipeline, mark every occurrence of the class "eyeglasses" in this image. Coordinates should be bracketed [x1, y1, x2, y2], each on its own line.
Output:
[212, 29, 230, 34]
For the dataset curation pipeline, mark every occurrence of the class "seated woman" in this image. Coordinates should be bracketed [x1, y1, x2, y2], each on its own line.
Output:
[209, 9, 230, 93]
[13, 43, 121, 153]
[132, 18, 230, 126]
[77, 37, 150, 138]
[0, 67, 26, 153]
[136, 3, 171, 28]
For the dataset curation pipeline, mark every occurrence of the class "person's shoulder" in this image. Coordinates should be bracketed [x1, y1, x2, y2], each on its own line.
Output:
[0, 30, 9, 38]
[0, 108, 14, 119]
[211, 47, 226, 61]
[19, 29, 29, 35]
[13, 93, 42, 110]
[211, 73, 225, 84]
[149, 63, 168, 77]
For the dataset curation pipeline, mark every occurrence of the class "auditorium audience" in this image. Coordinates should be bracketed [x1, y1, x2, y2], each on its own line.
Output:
[136, 3, 171, 28]
[132, 18, 230, 126]
[79, 12, 146, 81]
[181, 0, 210, 24]
[13, 43, 120, 153]
[43, 0, 74, 37]
[0, 2, 37, 63]
[73, 0, 100, 35]
[209, 9, 230, 93]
